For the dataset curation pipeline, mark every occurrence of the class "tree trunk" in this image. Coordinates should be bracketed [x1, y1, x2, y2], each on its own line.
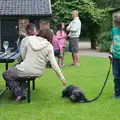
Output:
[90, 28, 96, 49]
[91, 39, 96, 49]
[111, 0, 116, 8]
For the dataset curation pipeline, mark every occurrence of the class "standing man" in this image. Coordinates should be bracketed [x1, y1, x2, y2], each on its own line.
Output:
[67, 10, 81, 66]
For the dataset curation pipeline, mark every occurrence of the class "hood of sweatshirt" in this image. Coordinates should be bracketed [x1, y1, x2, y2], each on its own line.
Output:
[28, 36, 50, 51]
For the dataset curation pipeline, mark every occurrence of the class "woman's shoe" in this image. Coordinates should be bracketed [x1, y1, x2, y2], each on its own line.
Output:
[12, 96, 26, 103]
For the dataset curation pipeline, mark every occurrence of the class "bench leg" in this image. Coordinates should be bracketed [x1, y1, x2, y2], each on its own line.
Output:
[5, 62, 9, 87]
[32, 80, 35, 90]
[27, 80, 31, 103]
[5, 62, 8, 70]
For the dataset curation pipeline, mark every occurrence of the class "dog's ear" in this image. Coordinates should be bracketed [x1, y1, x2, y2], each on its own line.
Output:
[70, 95, 77, 102]
[62, 87, 67, 97]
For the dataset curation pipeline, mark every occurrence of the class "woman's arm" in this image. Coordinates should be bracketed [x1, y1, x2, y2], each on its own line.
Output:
[48, 45, 66, 85]
[56, 31, 67, 39]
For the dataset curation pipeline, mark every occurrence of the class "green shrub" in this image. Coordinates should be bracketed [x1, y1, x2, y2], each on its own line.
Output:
[99, 41, 112, 52]
[97, 31, 112, 52]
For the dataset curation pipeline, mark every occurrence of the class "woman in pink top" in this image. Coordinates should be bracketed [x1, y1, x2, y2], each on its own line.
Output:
[56, 23, 67, 66]
[52, 35, 62, 66]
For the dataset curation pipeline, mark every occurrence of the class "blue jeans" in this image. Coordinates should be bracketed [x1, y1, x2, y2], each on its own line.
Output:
[112, 58, 120, 97]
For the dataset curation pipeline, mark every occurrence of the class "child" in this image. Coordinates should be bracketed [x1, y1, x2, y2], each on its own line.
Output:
[16, 33, 26, 63]
[56, 23, 67, 66]
[111, 15, 120, 99]
[17, 32, 26, 53]
[52, 35, 62, 67]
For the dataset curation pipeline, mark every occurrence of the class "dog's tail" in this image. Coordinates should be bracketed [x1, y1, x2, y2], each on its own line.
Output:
[84, 61, 112, 103]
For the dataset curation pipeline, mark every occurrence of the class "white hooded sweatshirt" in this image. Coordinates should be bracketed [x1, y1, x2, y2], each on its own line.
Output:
[16, 36, 65, 80]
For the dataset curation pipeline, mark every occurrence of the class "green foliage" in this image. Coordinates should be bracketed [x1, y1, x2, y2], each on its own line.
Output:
[98, 31, 112, 52]
[93, 0, 120, 8]
[96, 12, 112, 52]
[99, 14, 112, 32]
[52, 0, 108, 34]
[98, 31, 111, 43]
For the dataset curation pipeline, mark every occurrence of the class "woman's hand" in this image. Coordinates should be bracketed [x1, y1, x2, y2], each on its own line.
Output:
[62, 79, 66, 86]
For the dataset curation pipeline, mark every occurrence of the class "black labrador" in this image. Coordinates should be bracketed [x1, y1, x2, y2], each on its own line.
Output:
[62, 85, 89, 103]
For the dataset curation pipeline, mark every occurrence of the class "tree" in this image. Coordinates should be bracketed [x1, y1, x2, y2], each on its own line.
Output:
[93, 0, 120, 8]
[52, 0, 107, 49]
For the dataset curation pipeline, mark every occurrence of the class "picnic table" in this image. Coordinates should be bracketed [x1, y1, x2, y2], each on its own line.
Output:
[0, 51, 20, 96]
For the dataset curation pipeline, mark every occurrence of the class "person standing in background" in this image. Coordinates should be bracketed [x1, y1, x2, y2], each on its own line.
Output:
[56, 23, 67, 67]
[67, 10, 81, 66]
[52, 35, 62, 66]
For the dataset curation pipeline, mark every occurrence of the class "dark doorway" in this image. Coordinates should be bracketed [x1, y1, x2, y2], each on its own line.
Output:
[29, 19, 40, 30]
[1, 20, 18, 51]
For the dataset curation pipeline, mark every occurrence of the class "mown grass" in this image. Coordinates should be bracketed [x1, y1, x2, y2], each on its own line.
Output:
[0, 53, 119, 120]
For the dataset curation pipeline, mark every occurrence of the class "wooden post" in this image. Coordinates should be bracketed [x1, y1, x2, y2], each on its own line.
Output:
[90, 27, 96, 49]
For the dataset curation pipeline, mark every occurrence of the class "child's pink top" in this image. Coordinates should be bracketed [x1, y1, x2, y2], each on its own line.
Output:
[56, 31, 67, 48]
[52, 35, 61, 51]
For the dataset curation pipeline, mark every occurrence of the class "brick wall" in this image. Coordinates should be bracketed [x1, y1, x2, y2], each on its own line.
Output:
[40, 19, 50, 29]
[19, 19, 29, 34]
[18, 19, 50, 34]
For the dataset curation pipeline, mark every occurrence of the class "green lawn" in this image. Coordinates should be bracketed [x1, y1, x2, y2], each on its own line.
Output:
[0, 53, 119, 120]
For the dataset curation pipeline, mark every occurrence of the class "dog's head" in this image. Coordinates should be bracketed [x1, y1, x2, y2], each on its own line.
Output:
[69, 90, 82, 102]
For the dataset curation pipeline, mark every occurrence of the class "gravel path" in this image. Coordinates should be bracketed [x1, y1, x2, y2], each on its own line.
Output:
[79, 42, 109, 58]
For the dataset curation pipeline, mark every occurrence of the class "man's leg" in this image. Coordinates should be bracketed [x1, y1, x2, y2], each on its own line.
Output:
[72, 53, 76, 65]
[72, 38, 79, 66]
[69, 40, 75, 65]
[112, 58, 120, 97]
[75, 52, 80, 66]
[75, 37, 80, 66]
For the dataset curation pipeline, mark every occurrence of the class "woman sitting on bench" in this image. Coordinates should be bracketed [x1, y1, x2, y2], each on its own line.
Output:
[2, 24, 66, 102]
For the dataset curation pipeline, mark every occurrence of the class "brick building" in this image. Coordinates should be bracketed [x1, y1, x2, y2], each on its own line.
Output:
[0, 0, 52, 50]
